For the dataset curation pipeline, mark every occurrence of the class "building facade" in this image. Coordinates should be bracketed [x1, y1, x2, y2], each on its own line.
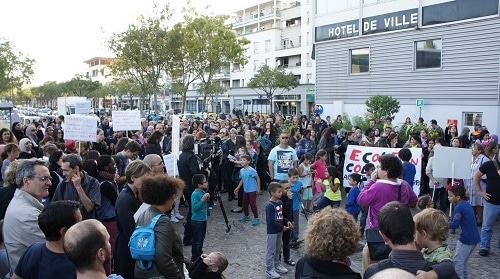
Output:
[180, 0, 317, 116]
[83, 57, 114, 85]
[313, 0, 500, 133]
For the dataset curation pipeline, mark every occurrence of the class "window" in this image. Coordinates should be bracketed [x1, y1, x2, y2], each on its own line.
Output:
[415, 39, 442, 69]
[350, 48, 370, 74]
[253, 60, 259, 71]
[463, 112, 482, 126]
[254, 42, 259, 54]
[265, 58, 270, 66]
[265, 40, 270, 52]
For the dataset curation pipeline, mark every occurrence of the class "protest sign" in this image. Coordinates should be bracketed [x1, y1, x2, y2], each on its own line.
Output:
[343, 145, 422, 195]
[75, 101, 92, 114]
[111, 110, 141, 131]
[64, 115, 97, 142]
[171, 115, 180, 176]
[433, 146, 470, 179]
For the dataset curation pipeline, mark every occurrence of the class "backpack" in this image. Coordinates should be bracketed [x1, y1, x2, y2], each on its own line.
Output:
[129, 213, 165, 270]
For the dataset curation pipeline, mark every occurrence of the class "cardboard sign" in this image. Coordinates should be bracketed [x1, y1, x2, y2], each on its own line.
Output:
[64, 115, 97, 142]
[111, 110, 141, 131]
[343, 145, 422, 195]
[433, 146, 471, 179]
[75, 101, 92, 114]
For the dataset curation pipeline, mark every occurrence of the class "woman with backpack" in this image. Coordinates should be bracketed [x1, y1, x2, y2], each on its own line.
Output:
[134, 174, 185, 279]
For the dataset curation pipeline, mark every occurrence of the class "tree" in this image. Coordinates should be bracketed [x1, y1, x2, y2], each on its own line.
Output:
[365, 95, 400, 124]
[0, 39, 35, 104]
[63, 75, 101, 98]
[247, 65, 300, 114]
[186, 14, 249, 113]
[31, 81, 64, 108]
[108, 4, 174, 113]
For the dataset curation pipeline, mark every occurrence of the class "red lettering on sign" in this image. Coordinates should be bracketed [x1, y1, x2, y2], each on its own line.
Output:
[350, 149, 362, 161]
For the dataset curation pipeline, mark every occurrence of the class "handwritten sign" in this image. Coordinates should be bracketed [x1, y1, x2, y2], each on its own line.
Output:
[64, 115, 97, 142]
[75, 101, 92, 114]
[112, 110, 141, 131]
[343, 145, 422, 195]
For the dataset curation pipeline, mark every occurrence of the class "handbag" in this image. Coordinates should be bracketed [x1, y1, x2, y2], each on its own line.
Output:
[365, 183, 401, 261]
[232, 167, 242, 183]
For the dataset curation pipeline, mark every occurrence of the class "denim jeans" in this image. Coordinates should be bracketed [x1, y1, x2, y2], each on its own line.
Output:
[454, 240, 477, 279]
[266, 232, 282, 271]
[480, 201, 500, 251]
[291, 210, 299, 242]
[360, 206, 368, 231]
[348, 211, 360, 222]
[191, 220, 207, 262]
[316, 197, 341, 209]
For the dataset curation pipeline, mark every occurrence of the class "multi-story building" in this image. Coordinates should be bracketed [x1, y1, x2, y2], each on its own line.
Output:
[181, 0, 317, 116]
[83, 57, 114, 85]
[313, 0, 500, 133]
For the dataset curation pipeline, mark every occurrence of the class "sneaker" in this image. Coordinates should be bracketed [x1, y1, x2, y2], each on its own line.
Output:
[174, 213, 184, 220]
[479, 249, 489, 257]
[252, 218, 260, 226]
[170, 216, 179, 223]
[284, 259, 296, 266]
[275, 264, 288, 274]
[265, 269, 280, 279]
[239, 215, 250, 222]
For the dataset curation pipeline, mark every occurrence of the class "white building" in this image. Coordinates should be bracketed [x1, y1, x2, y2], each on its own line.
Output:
[83, 57, 114, 85]
[181, 0, 316, 116]
[313, 0, 500, 133]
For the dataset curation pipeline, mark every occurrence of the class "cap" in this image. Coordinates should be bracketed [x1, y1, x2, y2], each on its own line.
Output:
[65, 140, 77, 152]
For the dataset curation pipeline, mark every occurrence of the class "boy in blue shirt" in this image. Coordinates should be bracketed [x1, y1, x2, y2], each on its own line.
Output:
[234, 154, 261, 225]
[191, 174, 211, 262]
[398, 148, 416, 187]
[345, 173, 361, 221]
[265, 182, 291, 279]
[289, 168, 306, 249]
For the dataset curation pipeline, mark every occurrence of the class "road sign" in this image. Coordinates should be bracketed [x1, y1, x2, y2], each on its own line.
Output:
[416, 99, 424, 107]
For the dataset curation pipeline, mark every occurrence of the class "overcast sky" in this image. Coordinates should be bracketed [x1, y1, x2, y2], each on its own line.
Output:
[1, 0, 247, 86]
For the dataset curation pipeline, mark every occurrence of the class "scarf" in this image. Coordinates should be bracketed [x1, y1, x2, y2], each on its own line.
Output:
[98, 171, 118, 190]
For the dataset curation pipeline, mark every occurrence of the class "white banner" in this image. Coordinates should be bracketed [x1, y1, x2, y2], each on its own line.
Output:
[64, 115, 97, 142]
[171, 115, 180, 177]
[111, 110, 141, 131]
[75, 101, 92, 114]
[433, 146, 471, 179]
[343, 145, 422, 195]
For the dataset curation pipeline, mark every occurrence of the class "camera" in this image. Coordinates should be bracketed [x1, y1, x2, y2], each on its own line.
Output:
[194, 136, 222, 163]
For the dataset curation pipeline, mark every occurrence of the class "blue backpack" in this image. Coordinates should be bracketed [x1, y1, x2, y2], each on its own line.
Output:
[129, 214, 165, 270]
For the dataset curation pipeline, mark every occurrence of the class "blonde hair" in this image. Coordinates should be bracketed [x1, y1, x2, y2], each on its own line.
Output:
[417, 195, 433, 211]
[414, 208, 449, 242]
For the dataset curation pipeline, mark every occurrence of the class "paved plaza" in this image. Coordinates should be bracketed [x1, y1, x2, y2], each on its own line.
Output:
[174, 192, 500, 278]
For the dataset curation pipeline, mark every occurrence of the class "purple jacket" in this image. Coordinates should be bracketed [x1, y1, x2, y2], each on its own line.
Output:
[357, 179, 418, 229]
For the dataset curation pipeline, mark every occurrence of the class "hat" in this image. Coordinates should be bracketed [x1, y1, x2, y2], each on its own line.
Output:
[65, 140, 77, 152]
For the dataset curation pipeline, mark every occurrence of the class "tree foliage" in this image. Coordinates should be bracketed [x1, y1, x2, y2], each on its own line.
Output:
[108, 4, 175, 113]
[63, 75, 101, 97]
[0, 39, 35, 102]
[365, 95, 400, 124]
[185, 14, 249, 113]
[247, 65, 300, 114]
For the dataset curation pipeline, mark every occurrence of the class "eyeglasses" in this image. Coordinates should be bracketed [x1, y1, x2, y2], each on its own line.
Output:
[30, 175, 51, 183]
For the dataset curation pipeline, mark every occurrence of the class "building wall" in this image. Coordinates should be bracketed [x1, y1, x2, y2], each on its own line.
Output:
[314, 0, 500, 132]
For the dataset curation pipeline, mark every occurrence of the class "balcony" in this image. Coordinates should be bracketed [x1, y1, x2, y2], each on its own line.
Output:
[233, 11, 281, 28]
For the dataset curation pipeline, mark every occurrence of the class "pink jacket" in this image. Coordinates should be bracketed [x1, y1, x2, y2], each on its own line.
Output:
[357, 179, 418, 229]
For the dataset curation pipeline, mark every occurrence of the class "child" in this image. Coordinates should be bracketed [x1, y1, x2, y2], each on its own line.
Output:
[289, 168, 307, 249]
[345, 173, 361, 221]
[316, 166, 342, 209]
[448, 185, 480, 279]
[413, 208, 456, 279]
[417, 194, 434, 211]
[311, 149, 327, 207]
[279, 179, 296, 266]
[359, 163, 375, 236]
[265, 182, 292, 279]
[191, 174, 211, 262]
[298, 153, 314, 212]
[398, 148, 416, 187]
[188, 251, 229, 279]
[234, 154, 261, 226]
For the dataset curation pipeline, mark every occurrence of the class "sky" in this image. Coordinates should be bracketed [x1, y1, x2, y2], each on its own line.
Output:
[0, 0, 247, 86]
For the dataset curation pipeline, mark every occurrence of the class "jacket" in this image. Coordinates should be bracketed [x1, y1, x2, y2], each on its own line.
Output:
[134, 206, 184, 279]
[4, 189, 46, 273]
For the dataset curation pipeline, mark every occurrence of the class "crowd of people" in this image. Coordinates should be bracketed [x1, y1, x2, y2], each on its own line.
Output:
[0, 110, 498, 279]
